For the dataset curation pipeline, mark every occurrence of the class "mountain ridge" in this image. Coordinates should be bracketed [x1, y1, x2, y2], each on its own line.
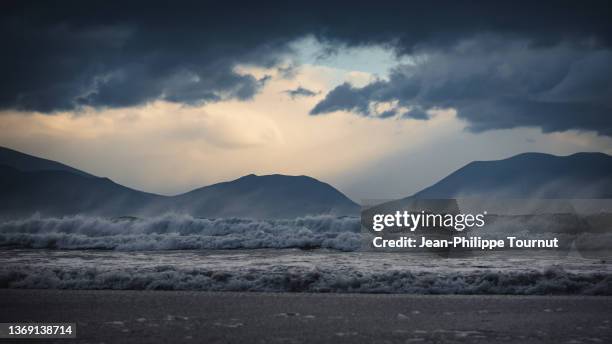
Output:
[0, 146, 359, 219]
[0, 146, 95, 177]
[3, 146, 612, 219]
[412, 152, 612, 199]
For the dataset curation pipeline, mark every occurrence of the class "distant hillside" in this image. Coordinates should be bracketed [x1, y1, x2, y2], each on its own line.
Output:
[413, 152, 612, 198]
[0, 146, 359, 219]
[167, 174, 360, 219]
[0, 165, 162, 218]
[0, 147, 93, 177]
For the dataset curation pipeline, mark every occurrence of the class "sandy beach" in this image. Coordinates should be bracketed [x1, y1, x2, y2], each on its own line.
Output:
[1, 289, 610, 343]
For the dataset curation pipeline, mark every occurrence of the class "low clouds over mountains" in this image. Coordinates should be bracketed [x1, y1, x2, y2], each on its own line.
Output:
[2, 1, 611, 136]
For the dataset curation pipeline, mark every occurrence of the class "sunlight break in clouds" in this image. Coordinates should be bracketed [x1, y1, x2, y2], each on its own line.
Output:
[1, 41, 611, 200]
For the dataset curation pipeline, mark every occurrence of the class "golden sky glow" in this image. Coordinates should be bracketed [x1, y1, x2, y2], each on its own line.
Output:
[2, 55, 611, 200]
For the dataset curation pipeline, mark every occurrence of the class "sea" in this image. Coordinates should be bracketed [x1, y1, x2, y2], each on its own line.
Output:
[0, 213, 610, 294]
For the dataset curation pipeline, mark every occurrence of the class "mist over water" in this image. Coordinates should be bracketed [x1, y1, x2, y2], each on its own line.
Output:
[0, 214, 362, 251]
[2, 211, 611, 253]
[0, 213, 610, 295]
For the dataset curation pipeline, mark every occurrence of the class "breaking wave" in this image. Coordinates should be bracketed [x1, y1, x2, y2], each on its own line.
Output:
[1, 264, 609, 295]
[0, 214, 361, 251]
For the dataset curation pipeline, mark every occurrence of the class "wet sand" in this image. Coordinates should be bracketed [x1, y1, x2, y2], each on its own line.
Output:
[0, 289, 611, 343]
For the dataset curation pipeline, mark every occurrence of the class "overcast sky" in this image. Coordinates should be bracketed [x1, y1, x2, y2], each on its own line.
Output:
[1, 1, 611, 200]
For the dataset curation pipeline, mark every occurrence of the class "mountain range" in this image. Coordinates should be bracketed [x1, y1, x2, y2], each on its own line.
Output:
[1, 146, 611, 219]
[0, 147, 358, 219]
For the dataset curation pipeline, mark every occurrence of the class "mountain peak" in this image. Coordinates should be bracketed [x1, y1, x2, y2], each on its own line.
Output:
[414, 152, 612, 199]
[175, 173, 359, 218]
[0, 146, 359, 219]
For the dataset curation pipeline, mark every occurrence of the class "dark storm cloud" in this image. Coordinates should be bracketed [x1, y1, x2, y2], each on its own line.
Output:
[311, 38, 612, 136]
[284, 87, 318, 99]
[403, 107, 430, 120]
[0, 1, 297, 112]
[1, 0, 611, 127]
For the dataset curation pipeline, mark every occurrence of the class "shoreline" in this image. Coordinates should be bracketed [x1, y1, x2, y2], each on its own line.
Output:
[5, 288, 612, 298]
[2, 289, 611, 343]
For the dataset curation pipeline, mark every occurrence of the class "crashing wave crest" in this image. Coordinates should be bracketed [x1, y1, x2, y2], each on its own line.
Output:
[0, 213, 362, 251]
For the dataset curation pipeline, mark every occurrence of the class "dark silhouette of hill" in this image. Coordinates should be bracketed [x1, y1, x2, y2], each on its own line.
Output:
[413, 152, 612, 198]
[4, 146, 609, 220]
[0, 146, 359, 219]
[0, 165, 162, 218]
[0, 147, 93, 177]
[167, 174, 359, 219]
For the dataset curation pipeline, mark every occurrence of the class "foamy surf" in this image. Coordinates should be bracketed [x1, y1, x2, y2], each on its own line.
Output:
[0, 214, 362, 251]
[0, 249, 610, 295]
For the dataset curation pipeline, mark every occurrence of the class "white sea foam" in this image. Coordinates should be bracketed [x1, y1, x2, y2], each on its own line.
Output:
[2, 213, 611, 252]
[0, 214, 362, 251]
[0, 250, 610, 294]
[0, 214, 610, 294]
